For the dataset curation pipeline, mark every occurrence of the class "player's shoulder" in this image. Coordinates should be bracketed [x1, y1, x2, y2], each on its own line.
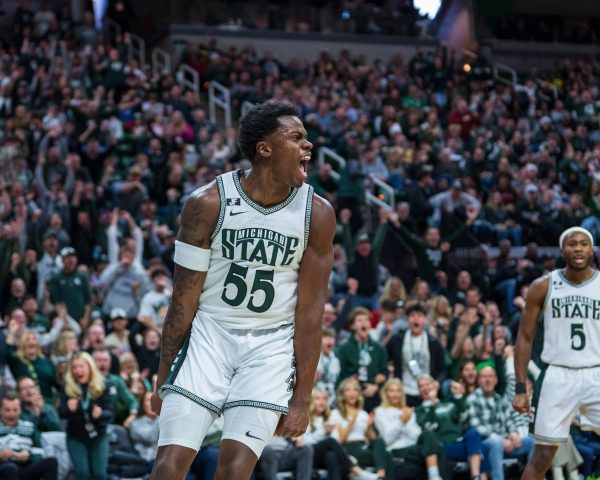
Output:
[308, 193, 336, 245]
[527, 272, 551, 302]
[310, 193, 335, 226]
[181, 181, 220, 217]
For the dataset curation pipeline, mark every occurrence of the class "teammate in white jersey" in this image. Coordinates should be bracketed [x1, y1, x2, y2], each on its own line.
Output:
[150, 102, 336, 480]
[513, 226, 600, 480]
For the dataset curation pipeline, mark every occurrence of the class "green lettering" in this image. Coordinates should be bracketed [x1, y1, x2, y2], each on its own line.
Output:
[238, 238, 253, 260]
[222, 229, 236, 259]
[267, 242, 284, 266]
[571, 303, 584, 319]
[551, 298, 560, 318]
[281, 237, 300, 266]
[248, 239, 268, 263]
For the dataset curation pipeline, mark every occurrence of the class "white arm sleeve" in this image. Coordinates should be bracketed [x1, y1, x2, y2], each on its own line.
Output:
[174, 240, 211, 272]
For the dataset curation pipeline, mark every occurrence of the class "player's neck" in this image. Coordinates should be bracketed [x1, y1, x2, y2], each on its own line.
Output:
[240, 168, 292, 208]
[562, 266, 595, 285]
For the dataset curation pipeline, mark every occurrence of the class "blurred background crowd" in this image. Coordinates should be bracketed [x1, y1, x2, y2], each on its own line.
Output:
[0, 0, 599, 479]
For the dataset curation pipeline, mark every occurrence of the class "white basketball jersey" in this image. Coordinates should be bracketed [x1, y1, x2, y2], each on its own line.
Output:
[541, 269, 600, 368]
[198, 170, 314, 329]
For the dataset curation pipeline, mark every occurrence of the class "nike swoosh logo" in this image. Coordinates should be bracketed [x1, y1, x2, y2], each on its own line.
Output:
[245, 431, 262, 440]
[229, 211, 246, 216]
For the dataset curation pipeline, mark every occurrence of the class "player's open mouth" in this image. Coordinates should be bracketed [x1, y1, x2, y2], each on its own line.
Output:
[299, 157, 309, 176]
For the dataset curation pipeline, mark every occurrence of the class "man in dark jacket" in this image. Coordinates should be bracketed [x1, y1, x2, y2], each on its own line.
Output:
[387, 303, 447, 407]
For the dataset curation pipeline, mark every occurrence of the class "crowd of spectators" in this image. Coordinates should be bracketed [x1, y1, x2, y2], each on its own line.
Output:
[0, 0, 599, 479]
[488, 15, 598, 44]
[173, 0, 425, 36]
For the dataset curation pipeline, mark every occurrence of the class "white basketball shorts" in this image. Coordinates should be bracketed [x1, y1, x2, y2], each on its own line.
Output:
[160, 311, 296, 416]
[531, 364, 600, 444]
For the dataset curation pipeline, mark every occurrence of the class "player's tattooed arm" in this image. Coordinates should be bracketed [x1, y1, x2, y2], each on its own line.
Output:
[155, 182, 219, 390]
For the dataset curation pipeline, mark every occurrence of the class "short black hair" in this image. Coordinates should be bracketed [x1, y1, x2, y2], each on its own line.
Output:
[406, 302, 427, 316]
[237, 102, 300, 161]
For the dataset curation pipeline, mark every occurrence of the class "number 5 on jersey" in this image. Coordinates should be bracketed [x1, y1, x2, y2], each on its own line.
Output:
[221, 263, 275, 313]
[571, 323, 586, 351]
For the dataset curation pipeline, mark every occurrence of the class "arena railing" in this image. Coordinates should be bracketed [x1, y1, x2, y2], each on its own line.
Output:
[241, 100, 255, 118]
[104, 17, 122, 45]
[317, 147, 346, 181]
[365, 174, 395, 212]
[493, 62, 518, 87]
[151, 47, 172, 79]
[208, 81, 232, 129]
[127, 33, 146, 69]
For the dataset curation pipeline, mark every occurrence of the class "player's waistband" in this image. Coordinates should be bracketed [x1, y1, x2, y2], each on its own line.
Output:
[549, 363, 600, 370]
[196, 310, 295, 337]
[225, 322, 294, 336]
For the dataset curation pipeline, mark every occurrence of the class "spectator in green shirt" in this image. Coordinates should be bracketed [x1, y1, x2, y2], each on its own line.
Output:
[335, 307, 388, 412]
[17, 376, 61, 432]
[47, 247, 91, 327]
[3, 329, 57, 403]
[92, 349, 139, 427]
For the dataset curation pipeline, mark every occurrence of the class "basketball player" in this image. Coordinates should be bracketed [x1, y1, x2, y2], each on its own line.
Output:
[513, 227, 600, 480]
[149, 102, 336, 480]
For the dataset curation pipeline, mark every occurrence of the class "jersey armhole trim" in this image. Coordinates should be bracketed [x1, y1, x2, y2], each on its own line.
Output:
[541, 271, 553, 314]
[211, 175, 226, 241]
[303, 185, 315, 251]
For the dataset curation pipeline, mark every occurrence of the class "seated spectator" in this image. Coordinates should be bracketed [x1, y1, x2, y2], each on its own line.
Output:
[330, 378, 388, 479]
[129, 391, 159, 473]
[304, 388, 378, 480]
[128, 318, 161, 380]
[118, 353, 150, 396]
[370, 300, 407, 346]
[339, 208, 387, 310]
[0, 391, 58, 480]
[51, 329, 79, 384]
[387, 303, 446, 407]
[467, 366, 534, 480]
[374, 378, 443, 480]
[83, 322, 119, 376]
[315, 327, 341, 406]
[92, 349, 138, 427]
[416, 375, 487, 480]
[58, 352, 113, 480]
[104, 308, 131, 356]
[17, 377, 61, 432]
[335, 307, 388, 411]
[458, 361, 478, 396]
[260, 436, 314, 480]
[137, 268, 171, 330]
[2, 329, 57, 403]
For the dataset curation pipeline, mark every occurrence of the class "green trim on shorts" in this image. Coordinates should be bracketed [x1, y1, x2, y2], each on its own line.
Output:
[223, 400, 289, 414]
[160, 384, 222, 415]
[532, 433, 568, 444]
[163, 332, 191, 386]
[530, 361, 548, 437]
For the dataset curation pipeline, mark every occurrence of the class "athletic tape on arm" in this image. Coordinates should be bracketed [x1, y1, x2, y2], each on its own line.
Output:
[174, 240, 211, 271]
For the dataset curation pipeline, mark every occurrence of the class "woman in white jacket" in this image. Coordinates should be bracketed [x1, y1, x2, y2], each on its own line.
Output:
[304, 388, 378, 480]
[329, 378, 388, 479]
[374, 378, 443, 480]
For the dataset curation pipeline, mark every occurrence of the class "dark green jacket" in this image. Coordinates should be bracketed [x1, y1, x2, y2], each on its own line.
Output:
[106, 373, 139, 423]
[21, 403, 61, 432]
[335, 336, 388, 387]
[416, 396, 467, 444]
